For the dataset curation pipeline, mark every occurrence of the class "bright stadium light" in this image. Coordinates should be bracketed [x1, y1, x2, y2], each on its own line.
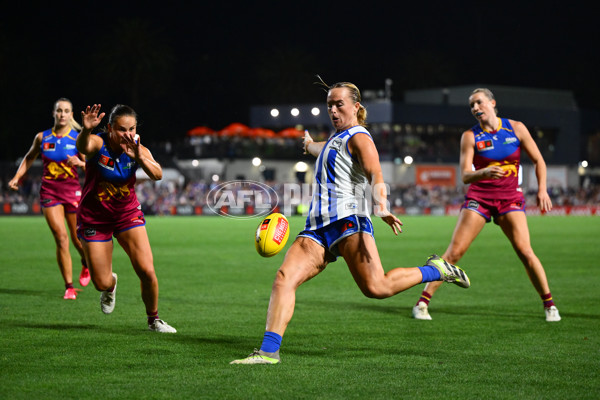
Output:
[311, 107, 320, 116]
[581, 160, 589, 168]
[192, 159, 199, 167]
[252, 157, 262, 167]
[404, 156, 414, 165]
[212, 174, 219, 182]
[294, 161, 308, 172]
[270, 108, 279, 117]
[291, 108, 300, 117]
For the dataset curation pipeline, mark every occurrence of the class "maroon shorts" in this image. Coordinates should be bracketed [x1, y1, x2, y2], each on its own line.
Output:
[77, 211, 146, 242]
[40, 185, 81, 213]
[461, 192, 526, 223]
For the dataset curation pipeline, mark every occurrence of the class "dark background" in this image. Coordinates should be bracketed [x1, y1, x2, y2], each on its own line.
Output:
[1, 2, 597, 160]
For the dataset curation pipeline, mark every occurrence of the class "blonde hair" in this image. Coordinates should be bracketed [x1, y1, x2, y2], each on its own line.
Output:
[315, 75, 368, 127]
[470, 88, 498, 115]
[54, 97, 82, 132]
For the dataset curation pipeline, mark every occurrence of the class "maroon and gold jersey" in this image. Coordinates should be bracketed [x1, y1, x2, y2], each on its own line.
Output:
[467, 118, 521, 199]
[77, 132, 141, 225]
[39, 129, 82, 210]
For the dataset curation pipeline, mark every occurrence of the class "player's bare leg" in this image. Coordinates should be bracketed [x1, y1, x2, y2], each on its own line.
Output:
[265, 237, 328, 335]
[340, 233, 423, 298]
[231, 238, 327, 364]
[116, 227, 176, 332]
[65, 211, 90, 286]
[497, 212, 550, 294]
[497, 211, 560, 321]
[43, 205, 76, 298]
[414, 209, 485, 319]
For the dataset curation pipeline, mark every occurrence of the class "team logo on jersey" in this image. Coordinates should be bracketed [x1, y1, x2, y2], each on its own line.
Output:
[487, 161, 518, 177]
[98, 155, 115, 171]
[43, 142, 56, 151]
[46, 161, 76, 179]
[476, 140, 493, 151]
[96, 181, 131, 202]
[330, 138, 343, 151]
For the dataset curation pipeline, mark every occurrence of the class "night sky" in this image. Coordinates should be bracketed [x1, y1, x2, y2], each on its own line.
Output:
[1, 2, 597, 160]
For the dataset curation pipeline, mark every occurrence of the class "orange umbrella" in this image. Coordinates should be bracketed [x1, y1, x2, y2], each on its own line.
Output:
[187, 126, 215, 136]
[219, 122, 250, 137]
[279, 127, 304, 138]
[241, 127, 260, 137]
[260, 128, 277, 138]
[246, 127, 277, 138]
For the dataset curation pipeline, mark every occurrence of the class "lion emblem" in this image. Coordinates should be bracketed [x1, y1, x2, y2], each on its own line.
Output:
[96, 182, 131, 202]
[487, 161, 518, 177]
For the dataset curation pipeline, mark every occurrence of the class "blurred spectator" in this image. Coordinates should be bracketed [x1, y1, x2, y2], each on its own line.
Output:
[2, 131, 599, 214]
[2, 174, 598, 215]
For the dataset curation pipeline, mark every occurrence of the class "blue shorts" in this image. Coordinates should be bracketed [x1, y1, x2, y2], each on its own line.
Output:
[297, 215, 374, 260]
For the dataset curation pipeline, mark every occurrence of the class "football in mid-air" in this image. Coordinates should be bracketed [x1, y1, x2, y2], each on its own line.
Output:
[255, 213, 289, 257]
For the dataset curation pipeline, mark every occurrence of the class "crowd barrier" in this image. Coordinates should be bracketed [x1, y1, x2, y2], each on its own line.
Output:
[2, 201, 597, 216]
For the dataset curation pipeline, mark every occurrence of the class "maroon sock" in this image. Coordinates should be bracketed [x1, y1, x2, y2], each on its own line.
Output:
[106, 276, 116, 293]
[147, 310, 159, 325]
[541, 293, 555, 308]
[416, 291, 432, 307]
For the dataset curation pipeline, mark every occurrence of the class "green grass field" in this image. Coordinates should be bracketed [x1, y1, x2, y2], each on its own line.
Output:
[0, 215, 598, 399]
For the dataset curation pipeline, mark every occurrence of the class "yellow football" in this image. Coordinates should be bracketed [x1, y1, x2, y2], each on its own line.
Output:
[255, 213, 290, 257]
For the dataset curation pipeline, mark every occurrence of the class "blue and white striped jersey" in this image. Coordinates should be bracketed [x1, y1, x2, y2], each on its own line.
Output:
[305, 126, 373, 230]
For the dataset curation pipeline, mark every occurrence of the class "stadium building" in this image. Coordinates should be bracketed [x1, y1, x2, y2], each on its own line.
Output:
[181, 84, 593, 187]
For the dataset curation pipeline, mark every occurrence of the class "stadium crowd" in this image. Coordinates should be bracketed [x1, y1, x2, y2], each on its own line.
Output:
[2, 173, 599, 216]
[2, 128, 598, 216]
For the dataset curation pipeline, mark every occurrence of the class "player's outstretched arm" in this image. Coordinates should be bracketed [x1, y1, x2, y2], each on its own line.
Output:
[303, 130, 326, 157]
[8, 133, 43, 190]
[77, 104, 105, 157]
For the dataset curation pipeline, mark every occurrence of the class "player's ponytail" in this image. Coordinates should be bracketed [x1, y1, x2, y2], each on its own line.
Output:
[315, 75, 368, 127]
[356, 103, 367, 127]
[68, 117, 82, 132]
